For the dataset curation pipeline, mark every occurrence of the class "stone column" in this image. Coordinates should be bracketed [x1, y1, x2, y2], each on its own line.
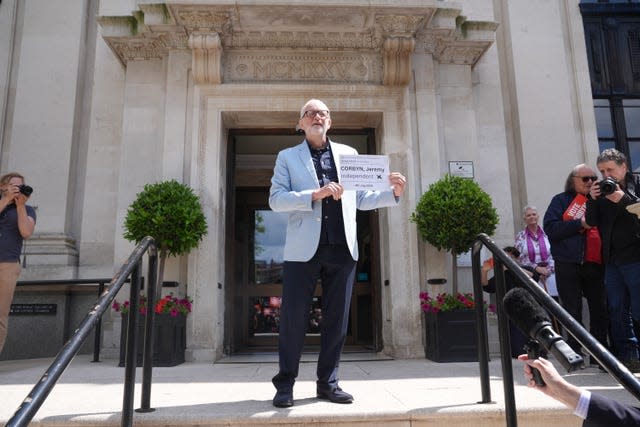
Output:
[113, 59, 167, 264]
[1, 0, 95, 276]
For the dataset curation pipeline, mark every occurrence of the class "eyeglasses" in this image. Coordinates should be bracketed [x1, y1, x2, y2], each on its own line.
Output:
[576, 175, 598, 183]
[301, 110, 330, 119]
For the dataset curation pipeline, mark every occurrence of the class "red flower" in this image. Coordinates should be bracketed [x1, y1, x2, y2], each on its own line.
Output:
[419, 291, 487, 313]
[113, 293, 192, 316]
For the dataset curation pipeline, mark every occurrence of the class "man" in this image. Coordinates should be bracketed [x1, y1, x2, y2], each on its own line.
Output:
[519, 354, 640, 426]
[585, 149, 640, 370]
[269, 99, 406, 407]
[543, 164, 608, 362]
[0, 172, 36, 354]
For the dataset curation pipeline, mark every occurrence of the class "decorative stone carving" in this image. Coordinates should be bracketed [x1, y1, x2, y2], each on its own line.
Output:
[99, 3, 497, 85]
[189, 33, 223, 84]
[225, 51, 381, 84]
[376, 15, 425, 36]
[173, 9, 232, 33]
[382, 37, 415, 86]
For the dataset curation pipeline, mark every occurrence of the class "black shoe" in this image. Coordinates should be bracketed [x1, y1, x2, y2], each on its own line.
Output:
[316, 386, 353, 404]
[273, 391, 293, 408]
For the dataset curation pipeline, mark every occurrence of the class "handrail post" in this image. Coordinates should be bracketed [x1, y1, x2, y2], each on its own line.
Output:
[494, 259, 517, 427]
[138, 245, 158, 412]
[471, 241, 492, 403]
[92, 281, 106, 362]
[122, 263, 142, 427]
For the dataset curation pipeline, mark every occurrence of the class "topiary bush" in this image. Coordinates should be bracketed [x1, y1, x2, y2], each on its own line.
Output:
[124, 179, 208, 287]
[410, 174, 498, 293]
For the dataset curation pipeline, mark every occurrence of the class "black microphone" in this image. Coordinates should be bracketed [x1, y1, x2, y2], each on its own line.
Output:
[503, 287, 584, 373]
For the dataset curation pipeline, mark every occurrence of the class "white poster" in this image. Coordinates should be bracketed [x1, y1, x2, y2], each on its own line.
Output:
[338, 155, 390, 191]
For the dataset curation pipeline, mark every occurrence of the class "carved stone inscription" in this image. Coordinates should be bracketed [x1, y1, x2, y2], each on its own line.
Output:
[225, 51, 382, 83]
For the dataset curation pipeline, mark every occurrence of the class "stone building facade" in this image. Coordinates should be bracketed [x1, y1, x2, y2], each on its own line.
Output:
[0, 0, 606, 361]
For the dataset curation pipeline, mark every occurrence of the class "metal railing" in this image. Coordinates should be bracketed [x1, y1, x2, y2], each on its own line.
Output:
[471, 233, 640, 427]
[6, 236, 158, 427]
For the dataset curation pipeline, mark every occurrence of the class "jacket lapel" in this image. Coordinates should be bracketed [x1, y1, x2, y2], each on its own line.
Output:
[295, 140, 319, 188]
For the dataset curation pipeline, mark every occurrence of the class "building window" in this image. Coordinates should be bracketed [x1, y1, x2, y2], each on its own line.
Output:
[581, 1, 640, 171]
[594, 98, 640, 172]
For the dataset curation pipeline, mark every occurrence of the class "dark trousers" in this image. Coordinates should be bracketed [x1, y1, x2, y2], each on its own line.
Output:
[273, 244, 356, 392]
[555, 261, 608, 354]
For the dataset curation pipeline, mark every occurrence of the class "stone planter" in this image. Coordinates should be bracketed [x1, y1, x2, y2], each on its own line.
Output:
[424, 309, 479, 362]
[118, 313, 186, 367]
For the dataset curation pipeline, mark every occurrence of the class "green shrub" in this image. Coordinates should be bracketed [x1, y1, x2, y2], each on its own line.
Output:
[124, 180, 208, 292]
[410, 174, 498, 292]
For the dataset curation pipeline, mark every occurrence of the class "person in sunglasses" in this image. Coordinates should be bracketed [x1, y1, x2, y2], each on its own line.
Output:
[542, 164, 608, 366]
[269, 99, 406, 408]
[586, 149, 640, 372]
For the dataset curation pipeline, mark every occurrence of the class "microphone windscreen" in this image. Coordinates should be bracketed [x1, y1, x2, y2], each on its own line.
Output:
[502, 287, 550, 336]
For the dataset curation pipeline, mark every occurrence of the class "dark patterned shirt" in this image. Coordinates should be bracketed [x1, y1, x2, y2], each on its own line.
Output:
[309, 142, 346, 245]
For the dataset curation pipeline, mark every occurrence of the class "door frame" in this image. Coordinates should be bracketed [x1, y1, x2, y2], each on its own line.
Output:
[224, 128, 382, 354]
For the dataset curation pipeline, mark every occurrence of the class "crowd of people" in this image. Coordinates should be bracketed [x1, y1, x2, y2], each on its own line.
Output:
[482, 149, 640, 375]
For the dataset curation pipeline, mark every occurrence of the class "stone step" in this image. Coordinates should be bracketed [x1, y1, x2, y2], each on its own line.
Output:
[0, 355, 632, 427]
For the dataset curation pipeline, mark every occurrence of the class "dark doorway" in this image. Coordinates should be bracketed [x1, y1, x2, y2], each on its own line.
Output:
[225, 129, 382, 354]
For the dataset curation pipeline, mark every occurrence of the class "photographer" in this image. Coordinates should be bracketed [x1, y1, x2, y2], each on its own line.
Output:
[0, 172, 36, 354]
[586, 149, 640, 371]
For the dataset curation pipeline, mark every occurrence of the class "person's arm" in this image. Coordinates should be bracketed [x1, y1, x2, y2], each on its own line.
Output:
[268, 151, 315, 212]
[15, 194, 35, 239]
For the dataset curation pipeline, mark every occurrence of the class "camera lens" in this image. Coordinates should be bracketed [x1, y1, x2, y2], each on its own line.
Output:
[599, 178, 617, 196]
[18, 185, 33, 197]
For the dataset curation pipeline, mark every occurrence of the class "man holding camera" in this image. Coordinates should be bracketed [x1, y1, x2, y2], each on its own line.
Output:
[586, 149, 640, 370]
[0, 172, 36, 354]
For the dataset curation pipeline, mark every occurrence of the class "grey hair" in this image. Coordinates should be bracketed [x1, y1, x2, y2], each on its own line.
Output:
[299, 99, 330, 119]
[597, 148, 627, 167]
[565, 163, 593, 192]
[522, 205, 537, 216]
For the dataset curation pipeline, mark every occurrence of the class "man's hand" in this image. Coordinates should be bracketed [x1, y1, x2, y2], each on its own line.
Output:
[389, 172, 406, 197]
[590, 181, 624, 203]
[313, 182, 344, 201]
[518, 354, 582, 410]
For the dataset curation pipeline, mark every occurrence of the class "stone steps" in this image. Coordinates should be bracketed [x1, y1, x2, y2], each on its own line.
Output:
[0, 355, 629, 427]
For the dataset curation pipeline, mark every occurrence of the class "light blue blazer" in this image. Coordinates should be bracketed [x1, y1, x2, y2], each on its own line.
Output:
[269, 140, 398, 262]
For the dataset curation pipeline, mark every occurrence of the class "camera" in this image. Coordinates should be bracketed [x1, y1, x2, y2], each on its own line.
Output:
[598, 177, 618, 196]
[18, 185, 33, 197]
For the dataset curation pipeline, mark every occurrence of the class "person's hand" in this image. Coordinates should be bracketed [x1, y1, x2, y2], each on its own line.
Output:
[481, 258, 493, 272]
[580, 217, 592, 229]
[5, 184, 21, 201]
[314, 182, 344, 201]
[14, 193, 28, 207]
[590, 180, 624, 203]
[389, 172, 406, 197]
[518, 354, 581, 410]
[535, 266, 550, 277]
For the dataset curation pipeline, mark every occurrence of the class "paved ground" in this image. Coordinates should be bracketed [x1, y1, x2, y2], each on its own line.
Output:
[0, 353, 638, 426]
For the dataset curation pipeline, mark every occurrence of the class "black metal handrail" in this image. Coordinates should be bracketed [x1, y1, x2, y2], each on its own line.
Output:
[6, 236, 159, 427]
[471, 233, 640, 427]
